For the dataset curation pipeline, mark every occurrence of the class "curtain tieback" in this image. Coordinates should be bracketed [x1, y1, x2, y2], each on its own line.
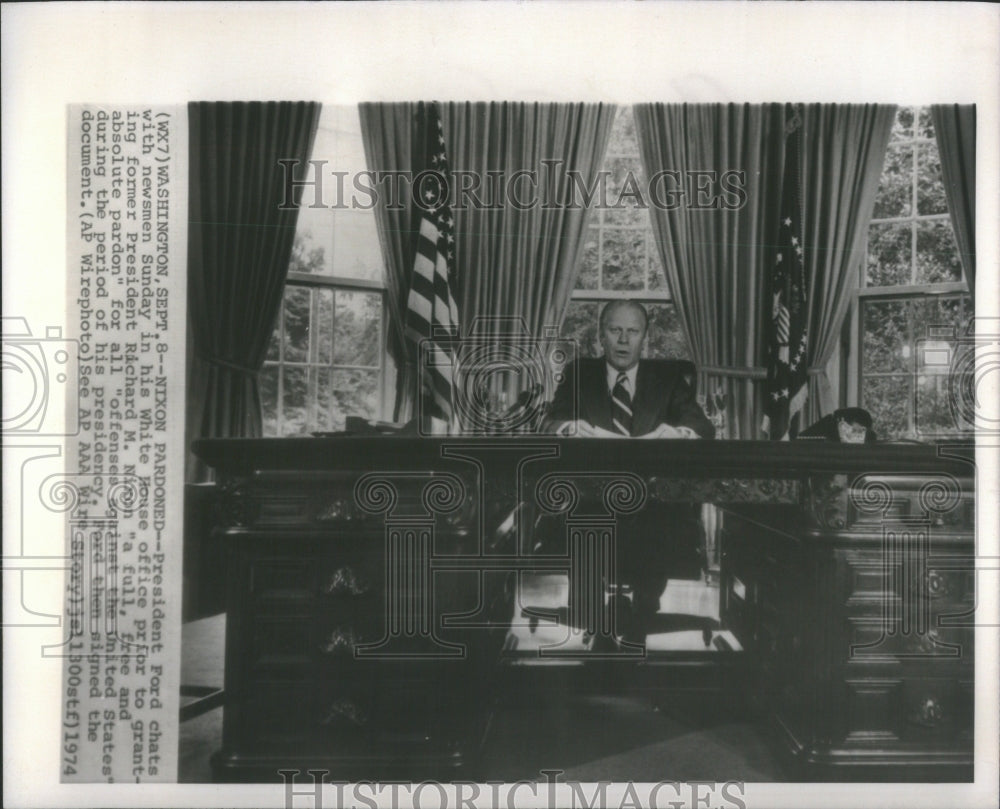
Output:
[807, 367, 827, 377]
[199, 354, 258, 376]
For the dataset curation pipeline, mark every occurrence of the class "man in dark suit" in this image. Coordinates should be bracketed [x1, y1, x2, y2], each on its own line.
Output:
[545, 300, 714, 440]
[543, 300, 714, 638]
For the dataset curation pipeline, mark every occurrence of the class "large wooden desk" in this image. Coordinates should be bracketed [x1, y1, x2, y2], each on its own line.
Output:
[193, 437, 976, 782]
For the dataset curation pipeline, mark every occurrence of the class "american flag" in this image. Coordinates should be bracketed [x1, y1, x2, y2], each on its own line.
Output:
[762, 104, 809, 440]
[405, 102, 460, 433]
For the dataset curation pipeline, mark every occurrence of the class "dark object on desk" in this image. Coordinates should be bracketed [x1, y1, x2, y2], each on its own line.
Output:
[321, 417, 413, 436]
[798, 407, 877, 444]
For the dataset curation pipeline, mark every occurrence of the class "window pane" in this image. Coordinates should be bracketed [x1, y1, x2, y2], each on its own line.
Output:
[265, 311, 281, 362]
[560, 301, 601, 360]
[288, 220, 330, 275]
[915, 219, 963, 284]
[866, 222, 912, 286]
[911, 295, 970, 344]
[914, 372, 961, 438]
[892, 107, 914, 141]
[606, 107, 636, 156]
[333, 291, 382, 366]
[332, 212, 383, 282]
[576, 227, 599, 290]
[871, 145, 913, 220]
[856, 106, 969, 443]
[316, 287, 335, 365]
[332, 369, 379, 430]
[916, 142, 948, 216]
[646, 303, 690, 359]
[604, 156, 647, 228]
[291, 106, 385, 282]
[863, 299, 909, 372]
[601, 228, 645, 290]
[862, 375, 910, 440]
[315, 368, 334, 433]
[282, 286, 311, 362]
[281, 366, 309, 436]
[260, 365, 279, 436]
[916, 106, 935, 140]
[647, 232, 667, 292]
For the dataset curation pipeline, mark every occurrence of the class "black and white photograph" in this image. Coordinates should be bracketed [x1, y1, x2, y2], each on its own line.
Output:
[178, 98, 979, 786]
[3, 3, 998, 808]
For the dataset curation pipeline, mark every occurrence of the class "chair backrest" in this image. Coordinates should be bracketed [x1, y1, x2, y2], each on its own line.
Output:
[642, 358, 698, 392]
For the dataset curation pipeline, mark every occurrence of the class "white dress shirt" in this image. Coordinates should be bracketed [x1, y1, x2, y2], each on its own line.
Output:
[606, 362, 638, 396]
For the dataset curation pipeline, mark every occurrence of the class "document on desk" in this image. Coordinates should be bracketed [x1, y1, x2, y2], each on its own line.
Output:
[3, 3, 997, 809]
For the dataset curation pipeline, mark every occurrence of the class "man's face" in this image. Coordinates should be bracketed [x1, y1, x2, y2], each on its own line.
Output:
[599, 304, 646, 371]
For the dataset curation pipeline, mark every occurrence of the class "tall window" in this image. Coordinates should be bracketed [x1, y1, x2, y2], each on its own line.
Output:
[560, 108, 689, 359]
[261, 106, 387, 436]
[857, 107, 972, 440]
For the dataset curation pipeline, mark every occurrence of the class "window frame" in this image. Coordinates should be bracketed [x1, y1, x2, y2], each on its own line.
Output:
[263, 271, 389, 436]
[847, 105, 972, 438]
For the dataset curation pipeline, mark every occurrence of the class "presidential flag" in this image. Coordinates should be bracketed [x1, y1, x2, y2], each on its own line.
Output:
[762, 104, 809, 440]
[405, 102, 460, 433]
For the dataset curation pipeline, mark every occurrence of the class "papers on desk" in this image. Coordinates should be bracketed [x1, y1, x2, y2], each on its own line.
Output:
[566, 424, 695, 438]
[588, 425, 621, 438]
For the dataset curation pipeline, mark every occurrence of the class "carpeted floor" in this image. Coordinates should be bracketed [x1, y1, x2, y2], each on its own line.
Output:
[180, 577, 786, 782]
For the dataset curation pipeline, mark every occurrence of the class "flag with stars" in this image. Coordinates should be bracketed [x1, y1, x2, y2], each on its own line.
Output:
[406, 102, 460, 433]
[762, 104, 809, 440]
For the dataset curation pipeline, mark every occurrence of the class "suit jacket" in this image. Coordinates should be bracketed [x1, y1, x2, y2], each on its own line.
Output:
[544, 357, 715, 439]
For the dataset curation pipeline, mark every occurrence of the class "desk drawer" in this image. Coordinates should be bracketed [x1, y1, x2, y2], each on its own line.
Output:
[249, 548, 384, 600]
[841, 552, 975, 613]
[845, 617, 974, 664]
[242, 677, 463, 753]
[242, 681, 372, 752]
[249, 604, 386, 672]
[840, 675, 973, 746]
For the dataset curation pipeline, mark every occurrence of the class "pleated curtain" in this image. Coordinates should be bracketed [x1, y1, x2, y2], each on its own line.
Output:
[798, 104, 897, 422]
[635, 103, 896, 435]
[931, 104, 976, 303]
[634, 103, 785, 439]
[360, 102, 616, 422]
[186, 101, 321, 480]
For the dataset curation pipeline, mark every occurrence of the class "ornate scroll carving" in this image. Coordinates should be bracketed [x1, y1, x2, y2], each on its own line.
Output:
[805, 475, 848, 529]
[646, 476, 799, 504]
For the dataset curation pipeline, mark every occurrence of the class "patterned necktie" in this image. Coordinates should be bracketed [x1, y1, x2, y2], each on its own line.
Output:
[611, 372, 633, 436]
